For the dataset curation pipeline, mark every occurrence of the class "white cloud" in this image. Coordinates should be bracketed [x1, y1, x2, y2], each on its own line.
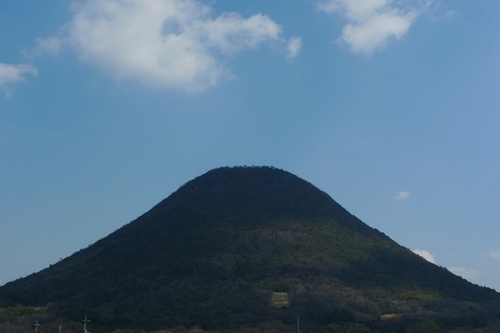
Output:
[448, 266, 482, 281]
[413, 249, 436, 264]
[318, 0, 428, 54]
[32, 37, 62, 57]
[396, 191, 410, 200]
[66, 0, 292, 92]
[489, 249, 500, 260]
[0, 63, 38, 95]
[287, 36, 302, 59]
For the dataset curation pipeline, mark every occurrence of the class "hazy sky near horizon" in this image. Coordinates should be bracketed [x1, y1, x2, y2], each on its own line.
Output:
[2, 0, 500, 291]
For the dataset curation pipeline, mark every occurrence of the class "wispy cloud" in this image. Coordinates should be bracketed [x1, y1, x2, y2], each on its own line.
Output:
[396, 191, 411, 200]
[0, 63, 38, 96]
[413, 249, 436, 264]
[32, 37, 62, 57]
[63, 0, 295, 92]
[318, 0, 430, 54]
[448, 266, 482, 281]
[489, 249, 500, 260]
[287, 37, 302, 59]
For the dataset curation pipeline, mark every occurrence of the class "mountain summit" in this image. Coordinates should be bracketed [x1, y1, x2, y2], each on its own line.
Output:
[1, 166, 499, 332]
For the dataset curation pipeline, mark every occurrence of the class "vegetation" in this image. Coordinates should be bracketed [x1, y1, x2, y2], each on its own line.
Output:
[1, 166, 500, 333]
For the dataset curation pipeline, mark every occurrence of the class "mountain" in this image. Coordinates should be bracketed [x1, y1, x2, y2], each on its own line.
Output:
[1, 166, 499, 333]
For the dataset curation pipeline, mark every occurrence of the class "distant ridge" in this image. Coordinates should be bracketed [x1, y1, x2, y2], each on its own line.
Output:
[1, 166, 499, 333]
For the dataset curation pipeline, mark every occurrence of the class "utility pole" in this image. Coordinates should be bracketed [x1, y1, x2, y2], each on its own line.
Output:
[58, 325, 62, 333]
[34, 321, 40, 333]
[296, 316, 300, 333]
[83, 315, 90, 333]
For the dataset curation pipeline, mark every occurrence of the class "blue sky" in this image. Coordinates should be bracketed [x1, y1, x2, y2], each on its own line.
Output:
[1, 0, 500, 291]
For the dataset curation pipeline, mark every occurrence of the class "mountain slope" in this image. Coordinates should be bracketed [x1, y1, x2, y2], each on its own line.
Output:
[1, 166, 499, 332]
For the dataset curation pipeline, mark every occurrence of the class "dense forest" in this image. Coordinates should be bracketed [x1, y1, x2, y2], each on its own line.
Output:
[1, 166, 500, 333]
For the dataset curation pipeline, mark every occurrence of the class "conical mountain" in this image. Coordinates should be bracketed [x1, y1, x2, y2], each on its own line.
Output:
[1, 166, 499, 332]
